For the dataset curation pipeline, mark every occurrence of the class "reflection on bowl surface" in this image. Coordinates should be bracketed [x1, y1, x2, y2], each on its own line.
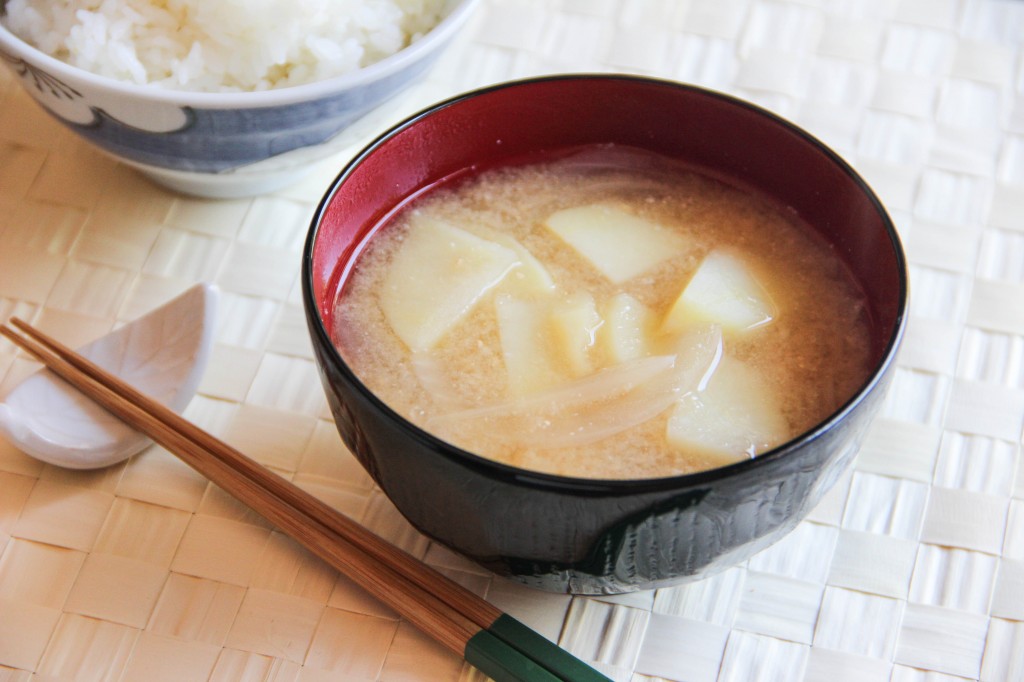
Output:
[0, 0, 479, 197]
[303, 75, 908, 594]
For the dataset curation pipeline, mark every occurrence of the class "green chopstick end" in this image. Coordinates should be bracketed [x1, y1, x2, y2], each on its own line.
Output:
[478, 614, 613, 682]
[465, 628, 562, 682]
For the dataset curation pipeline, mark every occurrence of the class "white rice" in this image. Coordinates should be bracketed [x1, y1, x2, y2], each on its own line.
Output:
[2, 0, 446, 92]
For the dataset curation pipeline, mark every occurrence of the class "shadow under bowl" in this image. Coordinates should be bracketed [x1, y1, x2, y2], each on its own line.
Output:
[302, 74, 909, 594]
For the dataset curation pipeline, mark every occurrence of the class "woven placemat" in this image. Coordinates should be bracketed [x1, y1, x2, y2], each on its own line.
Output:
[1, 0, 1023, 680]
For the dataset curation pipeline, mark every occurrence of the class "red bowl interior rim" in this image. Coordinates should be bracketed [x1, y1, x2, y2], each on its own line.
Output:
[303, 74, 909, 494]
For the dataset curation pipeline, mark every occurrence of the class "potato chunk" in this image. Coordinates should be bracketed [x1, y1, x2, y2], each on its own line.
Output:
[550, 292, 603, 377]
[662, 250, 775, 335]
[381, 219, 518, 352]
[666, 355, 788, 462]
[495, 294, 562, 396]
[469, 227, 556, 296]
[599, 292, 654, 364]
[496, 292, 604, 394]
[544, 204, 688, 283]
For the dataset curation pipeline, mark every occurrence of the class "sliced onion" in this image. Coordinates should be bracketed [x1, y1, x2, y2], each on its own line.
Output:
[410, 352, 467, 409]
[436, 355, 674, 422]
[431, 325, 723, 449]
[529, 325, 723, 447]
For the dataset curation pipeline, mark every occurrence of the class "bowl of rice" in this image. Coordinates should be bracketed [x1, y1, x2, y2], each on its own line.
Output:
[0, 0, 479, 197]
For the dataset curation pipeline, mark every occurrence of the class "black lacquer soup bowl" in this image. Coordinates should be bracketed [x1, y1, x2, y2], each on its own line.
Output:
[302, 75, 908, 594]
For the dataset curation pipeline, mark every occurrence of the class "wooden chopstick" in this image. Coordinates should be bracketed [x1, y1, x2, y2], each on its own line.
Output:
[0, 322, 477, 654]
[6, 315, 498, 625]
[1, 319, 612, 682]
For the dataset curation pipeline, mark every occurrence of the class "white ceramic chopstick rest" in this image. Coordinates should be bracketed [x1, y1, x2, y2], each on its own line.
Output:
[0, 283, 218, 469]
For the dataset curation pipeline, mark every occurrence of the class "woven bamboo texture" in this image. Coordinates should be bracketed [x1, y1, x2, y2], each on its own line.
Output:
[1, 0, 1023, 680]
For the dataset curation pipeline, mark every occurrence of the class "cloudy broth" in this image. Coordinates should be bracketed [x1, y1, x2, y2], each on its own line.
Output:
[332, 145, 873, 479]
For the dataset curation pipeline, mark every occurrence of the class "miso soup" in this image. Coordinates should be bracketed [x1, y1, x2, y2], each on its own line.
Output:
[332, 145, 874, 479]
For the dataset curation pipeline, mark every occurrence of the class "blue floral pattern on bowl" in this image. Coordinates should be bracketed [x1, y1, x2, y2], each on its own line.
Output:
[1, 46, 438, 173]
[1, 49, 192, 135]
[72, 58, 434, 173]
[1, 51, 82, 100]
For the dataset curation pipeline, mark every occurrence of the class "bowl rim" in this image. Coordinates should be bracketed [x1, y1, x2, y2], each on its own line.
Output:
[302, 73, 910, 497]
[0, 0, 479, 108]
